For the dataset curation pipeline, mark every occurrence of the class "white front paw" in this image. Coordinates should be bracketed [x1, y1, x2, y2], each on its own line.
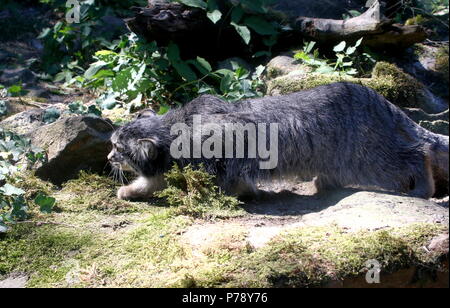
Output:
[117, 186, 131, 200]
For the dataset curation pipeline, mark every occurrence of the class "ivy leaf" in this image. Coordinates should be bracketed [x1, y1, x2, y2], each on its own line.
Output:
[231, 22, 251, 45]
[206, 0, 222, 23]
[43, 108, 61, 124]
[333, 41, 347, 53]
[196, 57, 212, 73]
[87, 105, 102, 117]
[244, 16, 278, 35]
[177, 0, 207, 9]
[220, 72, 234, 93]
[84, 61, 107, 79]
[0, 184, 25, 196]
[0, 100, 7, 117]
[158, 104, 171, 115]
[167, 43, 197, 81]
[207, 9, 222, 24]
[0, 222, 7, 233]
[35, 193, 55, 214]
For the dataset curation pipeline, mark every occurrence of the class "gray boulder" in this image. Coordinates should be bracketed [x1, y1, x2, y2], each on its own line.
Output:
[300, 190, 449, 231]
[0, 104, 67, 135]
[30, 116, 115, 185]
[1, 106, 116, 185]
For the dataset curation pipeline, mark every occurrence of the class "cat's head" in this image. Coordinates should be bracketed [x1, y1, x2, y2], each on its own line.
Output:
[108, 115, 167, 176]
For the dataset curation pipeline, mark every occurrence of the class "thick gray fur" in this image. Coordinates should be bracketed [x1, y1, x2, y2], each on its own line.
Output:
[108, 82, 449, 200]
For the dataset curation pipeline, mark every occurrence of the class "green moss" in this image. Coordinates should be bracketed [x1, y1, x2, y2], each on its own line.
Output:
[435, 46, 449, 83]
[268, 73, 353, 95]
[57, 171, 148, 214]
[13, 172, 56, 200]
[368, 62, 424, 107]
[70, 212, 193, 288]
[156, 164, 243, 219]
[0, 224, 94, 287]
[187, 224, 447, 288]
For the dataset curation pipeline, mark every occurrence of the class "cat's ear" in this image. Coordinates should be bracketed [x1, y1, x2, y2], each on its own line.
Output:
[136, 109, 156, 120]
[137, 138, 158, 160]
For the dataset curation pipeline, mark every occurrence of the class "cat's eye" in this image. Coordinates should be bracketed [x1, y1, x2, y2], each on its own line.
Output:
[115, 145, 124, 152]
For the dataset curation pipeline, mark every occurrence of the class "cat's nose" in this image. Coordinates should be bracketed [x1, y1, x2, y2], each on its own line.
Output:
[107, 152, 114, 161]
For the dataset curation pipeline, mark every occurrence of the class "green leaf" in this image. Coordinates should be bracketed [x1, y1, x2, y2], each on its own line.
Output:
[333, 41, 346, 53]
[167, 42, 182, 62]
[35, 193, 55, 214]
[254, 65, 265, 78]
[231, 22, 251, 45]
[84, 61, 107, 79]
[8, 85, 22, 95]
[0, 100, 7, 117]
[167, 43, 197, 81]
[0, 184, 25, 196]
[346, 46, 357, 55]
[348, 10, 362, 17]
[196, 57, 212, 73]
[206, 0, 222, 24]
[220, 72, 233, 93]
[92, 69, 115, 80]
[294, 51, 311, 62]
[37, 27, 51, 39]
[87, 105, 102, 117]
[252, 51, 271, 58]
[244, 16, 278, 35]
[42, 108, 61, 124]
[207, 9, 222, 24]
[177, 0, 207, 9]
[315, 65, 335, 74]
[0, 222, 7, 233]
[100, 95, 117, 110]
[354, 37, 363, 47]
[174, 62, 198, 81]
[158, 104, 171, 115]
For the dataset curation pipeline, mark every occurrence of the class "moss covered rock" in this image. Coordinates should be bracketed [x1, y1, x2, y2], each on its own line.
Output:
[267, 61, 448, 114]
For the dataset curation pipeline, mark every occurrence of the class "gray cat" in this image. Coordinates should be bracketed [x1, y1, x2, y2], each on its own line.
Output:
[108, 82, 449, 200]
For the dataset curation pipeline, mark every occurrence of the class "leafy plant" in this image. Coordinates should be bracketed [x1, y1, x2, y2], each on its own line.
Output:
[67, 101, 102, 117]
[294, 38, 374, 77]
[74, 33, 266, 112]
[156, 164, 241, 218]
[0, 128, 52, 232]
[37, 0, 147, 75]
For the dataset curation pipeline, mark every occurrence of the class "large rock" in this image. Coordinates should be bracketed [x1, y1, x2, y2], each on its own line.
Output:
[30, 116, 115, 185]
[267, 60, 449, 114]
[0, 104, 67, 135]
[300, 190, 449, 230]
[266, 53, 312, 79]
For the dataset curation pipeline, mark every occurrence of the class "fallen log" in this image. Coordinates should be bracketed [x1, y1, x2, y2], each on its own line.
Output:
[294, 1, 428, 50]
